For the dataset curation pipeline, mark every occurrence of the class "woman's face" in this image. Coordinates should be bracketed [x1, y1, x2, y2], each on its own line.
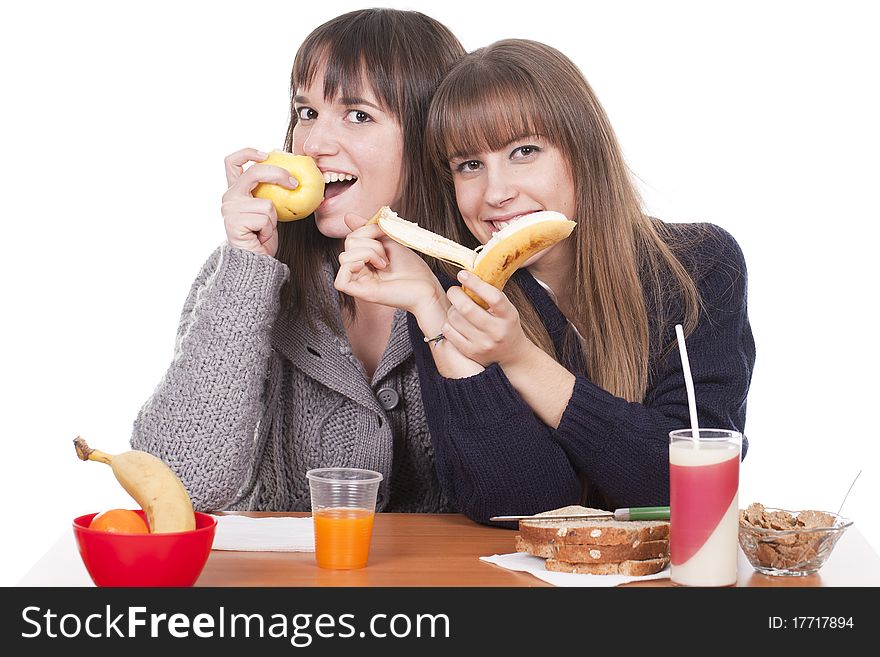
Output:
[292, 72, 404, 238]
[449, 136, 577, 267]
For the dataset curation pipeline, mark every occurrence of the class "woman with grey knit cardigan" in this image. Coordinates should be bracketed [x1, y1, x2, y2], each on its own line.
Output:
[129, 9, 465, 514]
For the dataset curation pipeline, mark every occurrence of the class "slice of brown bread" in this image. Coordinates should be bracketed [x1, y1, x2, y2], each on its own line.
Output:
[545, 556, 669, 576]
[515, 534, 668, 563]
[518, 505, 669, 546]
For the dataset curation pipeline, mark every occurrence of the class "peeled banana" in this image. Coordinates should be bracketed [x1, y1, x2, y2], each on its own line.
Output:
[368, 206, 576, 308]
[74, 437, 195, 533]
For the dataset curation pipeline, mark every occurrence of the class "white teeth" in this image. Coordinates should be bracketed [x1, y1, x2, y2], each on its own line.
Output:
[322, 172, 357, 184]
[491, 220, 514, 232]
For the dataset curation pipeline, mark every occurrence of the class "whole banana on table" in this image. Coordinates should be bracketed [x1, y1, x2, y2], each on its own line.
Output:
[74, 436, 195, 533]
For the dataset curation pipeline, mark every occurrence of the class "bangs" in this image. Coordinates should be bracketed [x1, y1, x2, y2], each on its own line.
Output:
[293, 20, 400, 116]
[428, 68, 551, 166]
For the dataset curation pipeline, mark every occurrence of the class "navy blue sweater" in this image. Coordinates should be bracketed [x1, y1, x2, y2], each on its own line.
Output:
[406, 223, 755, 524]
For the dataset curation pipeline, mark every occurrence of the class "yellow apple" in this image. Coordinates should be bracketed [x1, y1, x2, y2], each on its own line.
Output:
[252, 150, 325, 221]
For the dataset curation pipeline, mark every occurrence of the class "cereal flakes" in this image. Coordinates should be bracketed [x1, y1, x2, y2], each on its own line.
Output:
[739, 502, 839, 572]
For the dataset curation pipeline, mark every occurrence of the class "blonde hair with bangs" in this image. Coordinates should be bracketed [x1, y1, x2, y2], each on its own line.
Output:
[425, 39, 701, 403]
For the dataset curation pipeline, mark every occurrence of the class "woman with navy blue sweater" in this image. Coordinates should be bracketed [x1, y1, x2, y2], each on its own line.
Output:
[335, 39, 755, 524]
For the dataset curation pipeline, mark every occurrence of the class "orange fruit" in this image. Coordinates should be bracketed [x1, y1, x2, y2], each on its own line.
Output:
[89, 509, 150, 534]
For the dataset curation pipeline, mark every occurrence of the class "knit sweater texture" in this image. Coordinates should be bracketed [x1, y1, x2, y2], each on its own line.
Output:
[131, 244, 452, 514]
[407, 223, 755, 524]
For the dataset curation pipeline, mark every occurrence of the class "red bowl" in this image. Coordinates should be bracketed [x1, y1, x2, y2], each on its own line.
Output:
[73, 510, 216, 587]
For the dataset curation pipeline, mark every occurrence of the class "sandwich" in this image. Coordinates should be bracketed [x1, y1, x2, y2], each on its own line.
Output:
[515, 505, 670, 576]
[368, 206, 576, 308]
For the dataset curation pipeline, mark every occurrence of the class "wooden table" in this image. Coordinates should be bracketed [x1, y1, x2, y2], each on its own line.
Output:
[17, 512, 880, 587]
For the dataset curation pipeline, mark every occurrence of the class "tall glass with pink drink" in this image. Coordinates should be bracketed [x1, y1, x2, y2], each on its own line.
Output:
[669, 429, 742, 586]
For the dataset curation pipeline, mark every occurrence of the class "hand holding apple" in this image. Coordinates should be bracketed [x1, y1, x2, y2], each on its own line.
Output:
[222, 148, 324, 257]
[252, 150, 325, 221]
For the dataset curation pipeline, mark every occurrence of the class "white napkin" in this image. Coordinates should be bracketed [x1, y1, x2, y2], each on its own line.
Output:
[211, 515, 315, 552]
[480, 552, 670, 587]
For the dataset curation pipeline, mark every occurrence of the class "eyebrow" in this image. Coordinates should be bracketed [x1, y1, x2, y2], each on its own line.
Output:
[293, 95, 382, 111]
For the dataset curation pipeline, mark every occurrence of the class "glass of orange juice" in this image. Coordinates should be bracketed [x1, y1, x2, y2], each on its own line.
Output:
[306, 467, 383, 569]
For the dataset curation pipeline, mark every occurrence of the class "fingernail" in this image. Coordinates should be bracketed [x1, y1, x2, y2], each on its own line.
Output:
[458, 270, 469, 282]
[256, 150, 268, 159]
[289, 177, 299, 188]
[378, 258, 387, 268]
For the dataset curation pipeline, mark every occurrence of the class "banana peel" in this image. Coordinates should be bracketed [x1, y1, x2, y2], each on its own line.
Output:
[368, 206, 576, 307]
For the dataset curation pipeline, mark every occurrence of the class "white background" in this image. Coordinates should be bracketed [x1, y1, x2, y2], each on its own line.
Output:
[1, 0, 877, 586]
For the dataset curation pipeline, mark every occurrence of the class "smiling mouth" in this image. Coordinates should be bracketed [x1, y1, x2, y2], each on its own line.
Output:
[322, 172, 358, 201]
[487, 215, 529, 233]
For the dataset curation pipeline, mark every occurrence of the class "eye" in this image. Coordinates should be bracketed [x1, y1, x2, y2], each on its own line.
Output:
[511, 145, 540, 159]
[345, 109, 373, 124]
[296, 107, 317, 121]
[454, 159, 483, 174]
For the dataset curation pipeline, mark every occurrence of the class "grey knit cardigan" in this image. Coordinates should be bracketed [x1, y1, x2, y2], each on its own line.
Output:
[130, 244, 452, 514]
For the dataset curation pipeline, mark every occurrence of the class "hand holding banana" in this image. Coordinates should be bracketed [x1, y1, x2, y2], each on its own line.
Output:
[368, 206, 575, 308]
[442, 270, 533, 368]
[357, 206, 576, 367]
[74, 437, 195, 533]
[334, 213, 448, 316]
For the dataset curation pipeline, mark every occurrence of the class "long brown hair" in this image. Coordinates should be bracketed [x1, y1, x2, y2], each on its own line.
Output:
[276, 9, 465, 326]
[424, 39, 701, 403]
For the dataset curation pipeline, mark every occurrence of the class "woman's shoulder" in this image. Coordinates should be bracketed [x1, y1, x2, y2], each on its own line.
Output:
[656, 221, 749, 320]
[659, 220, 747, 283]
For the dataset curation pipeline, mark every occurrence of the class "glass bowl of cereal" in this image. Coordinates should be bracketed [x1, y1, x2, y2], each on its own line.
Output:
[738, 503, 853, 576]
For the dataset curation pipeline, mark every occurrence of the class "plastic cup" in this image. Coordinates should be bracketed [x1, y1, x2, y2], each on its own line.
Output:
[669, 429, 742, 586]
[306, 467, 383, 569]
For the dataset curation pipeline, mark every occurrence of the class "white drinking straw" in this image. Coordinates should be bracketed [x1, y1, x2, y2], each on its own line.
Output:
[675, 324, 700, 444]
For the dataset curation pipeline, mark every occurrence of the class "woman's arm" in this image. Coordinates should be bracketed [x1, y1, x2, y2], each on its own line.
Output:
[441, 271, 575, 426]
[410, 295, 485, 379]
[336, 227, 577, 522]
[497, 341, 575, 427]
[551, 226, 755, 507]
[334, 217, 483, 378]
[437, 227, 754, 509]
[130, 245, 289, 511]
[407, 314, 583, 524]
